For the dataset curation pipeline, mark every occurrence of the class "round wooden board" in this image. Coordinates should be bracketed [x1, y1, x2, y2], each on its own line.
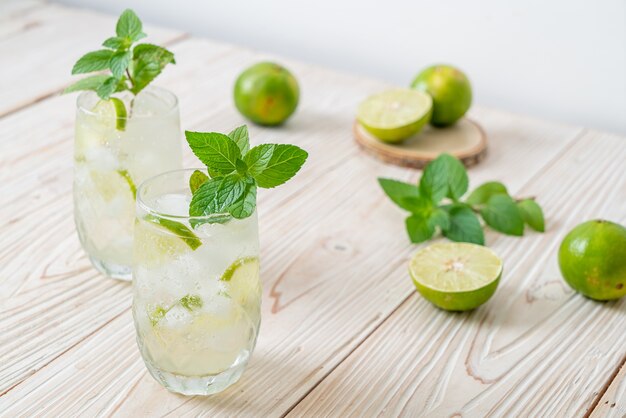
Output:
[353, 118, 487, 169]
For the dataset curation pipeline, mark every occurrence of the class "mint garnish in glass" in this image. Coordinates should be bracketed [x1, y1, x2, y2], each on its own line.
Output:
[185, 125, 308, 223]
[64, 9, 175, 121]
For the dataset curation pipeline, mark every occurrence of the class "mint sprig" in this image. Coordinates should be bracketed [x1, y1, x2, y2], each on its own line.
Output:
[64, 9, 175, 100]
[379, 153, 545, 245]
[185, 125, 307, 222]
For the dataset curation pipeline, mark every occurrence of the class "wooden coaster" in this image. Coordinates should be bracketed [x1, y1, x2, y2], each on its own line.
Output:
[354, 118, 487, 169]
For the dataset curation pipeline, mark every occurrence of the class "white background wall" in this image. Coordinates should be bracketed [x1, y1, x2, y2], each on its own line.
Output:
[56, 0, 626, 134]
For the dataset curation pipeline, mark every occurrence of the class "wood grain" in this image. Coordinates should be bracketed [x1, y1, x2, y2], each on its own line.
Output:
[0, 1, 184, 118]
[1, 5, 624, 416]
[290, 129, 626, 417]
[591, 357, 626, 418]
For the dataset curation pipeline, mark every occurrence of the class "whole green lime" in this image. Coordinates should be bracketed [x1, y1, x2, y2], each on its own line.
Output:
[234, 62, 299, 126]
[411, 65, 472, 127]
[558, 220, 626, 301]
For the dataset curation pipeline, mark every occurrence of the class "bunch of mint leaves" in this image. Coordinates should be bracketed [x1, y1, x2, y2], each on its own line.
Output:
[64, 9, 175, 102]
[185, 125, 308, 222]
[379, 153, 545, 245]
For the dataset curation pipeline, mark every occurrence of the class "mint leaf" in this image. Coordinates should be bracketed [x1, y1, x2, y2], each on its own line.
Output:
[480, 194, 524, 236]
[406, 214, 435, 243]
[110, 50, 131, 78]
[103, 36, 130, 50]
[378, 178, 421, 212]
[189, 174, 246, 218]
[116, 9, 143, 39]
[517, 199, 545, 232]
[443, 205, 484, 245]
[402, 195, 433, 217]
[228, 125, 250, 155]
[244, 144, 308, 188]
[466, 181, 508, 205]
[96, 76, 119, 99]
[71, 50, 113, 74]
[189, 170, 209, 194]
[229, 179, 257, 219]
[130, 43, 175, 94]
[420, 153, 468, 203]
[429, 208, 450, 231]
[64, 74, 109, 94]
[185, 131, 241, 175]
[180, 294, 203, 311]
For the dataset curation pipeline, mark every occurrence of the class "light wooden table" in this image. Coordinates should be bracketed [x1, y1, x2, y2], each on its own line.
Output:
[1, 2, 625, 417]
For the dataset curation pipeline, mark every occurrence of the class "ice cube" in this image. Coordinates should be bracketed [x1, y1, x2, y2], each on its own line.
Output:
[159, 304, 193, 329]
[153, 193, 191, 217]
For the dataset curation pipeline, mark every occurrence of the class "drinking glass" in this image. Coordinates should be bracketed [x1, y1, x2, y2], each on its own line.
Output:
[133, 169, 262, 395]
[73, 86, 182, 279]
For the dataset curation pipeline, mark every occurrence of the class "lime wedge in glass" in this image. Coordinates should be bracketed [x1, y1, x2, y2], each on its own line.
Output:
[221, 257, 260, 306]
[93, 97, 127, 131]
[409, 242, 502, 311]
[357, 89, 432, 143]
[134, 215, 201, 267]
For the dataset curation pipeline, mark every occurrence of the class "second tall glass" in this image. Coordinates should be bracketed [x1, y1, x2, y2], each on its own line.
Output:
[73, 86, 183, 279]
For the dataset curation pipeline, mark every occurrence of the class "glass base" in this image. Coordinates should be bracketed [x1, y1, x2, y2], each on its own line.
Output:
[143, 351, 250, 396]
[89, 256, 132, 281]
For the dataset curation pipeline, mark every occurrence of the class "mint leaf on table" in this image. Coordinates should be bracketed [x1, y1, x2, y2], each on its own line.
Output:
[466, 181, 508, 205]
[184, 126, 307, 221]
[419, 153, 468, 203]
[72, 50, 114, 74]
[66, 9, 175, 101]
[189, 170, 209, 194]
[406, 214, 435, 243]
[378, 178, 421, 212]
[480, 194, 524, 236]
[228, 125, 250, 155]
[517, 199, 545, 232]
[378, 153, 544, 245]
[244, 144, 308, 188]
[443, 204, 485, 245]
[185, 131, 241, 175]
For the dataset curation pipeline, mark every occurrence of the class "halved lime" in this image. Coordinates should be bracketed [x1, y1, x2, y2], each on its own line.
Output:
[221, 257, 260, 307]
[357, 89, 432, 143]
[409, 242, 502, 311]
[93, 97, 127, 131]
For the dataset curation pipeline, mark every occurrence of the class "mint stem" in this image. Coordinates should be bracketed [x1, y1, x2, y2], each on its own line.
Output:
[125, 68, 134, 89]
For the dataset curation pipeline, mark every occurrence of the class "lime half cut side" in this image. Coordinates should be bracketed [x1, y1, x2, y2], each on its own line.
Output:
[357, 89, 432, 143]
[409, 242, 502, 311]
[93, 97, 127, 131]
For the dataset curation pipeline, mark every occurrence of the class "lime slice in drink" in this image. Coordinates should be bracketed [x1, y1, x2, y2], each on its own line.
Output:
[135, 216, 201, 267]
[357, 89, 432, 143]
[409, 242, 502, 311]
[93, 97, 127, 131]
[89, 169, 135, 201]
[221, 257, 260, 306]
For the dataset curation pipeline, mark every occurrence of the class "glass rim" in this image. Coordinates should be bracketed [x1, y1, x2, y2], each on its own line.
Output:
[76, 85, 179, 120]
[136, 168, 235, 222]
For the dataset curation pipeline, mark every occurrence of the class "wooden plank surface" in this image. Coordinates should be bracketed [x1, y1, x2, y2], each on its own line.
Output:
[592, 358, 626, 418]
[290, 130, 626, 417]
[1, 4, 625, 417]
[0, 0, 185, 118]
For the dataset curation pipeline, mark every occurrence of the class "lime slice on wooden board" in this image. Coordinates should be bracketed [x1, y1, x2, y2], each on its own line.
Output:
[93, 97, 128, 131]
[357, 89, 432, 143]
[409, 242, 502, 311]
